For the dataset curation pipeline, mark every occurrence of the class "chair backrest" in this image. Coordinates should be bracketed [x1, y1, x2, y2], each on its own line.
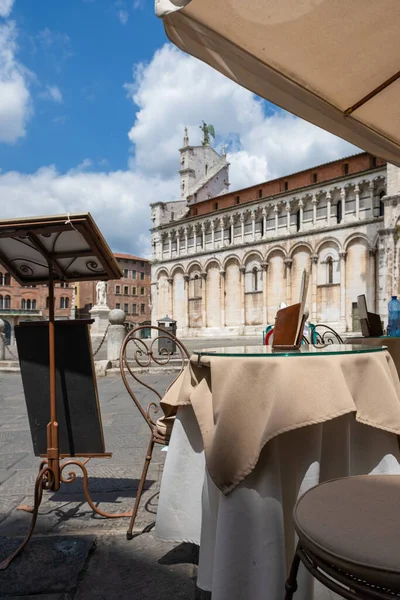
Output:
[310, 324, 344, 345]
[119, 325, 190, 431]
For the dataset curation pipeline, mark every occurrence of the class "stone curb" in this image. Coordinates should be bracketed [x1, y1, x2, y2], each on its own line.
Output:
[0, 362, 183, 376]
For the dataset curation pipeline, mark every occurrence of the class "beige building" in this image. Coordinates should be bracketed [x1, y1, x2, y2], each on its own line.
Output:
[150, 131, 399, 338]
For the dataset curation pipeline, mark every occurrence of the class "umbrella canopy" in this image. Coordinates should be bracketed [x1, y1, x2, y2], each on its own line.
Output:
[156, 0, 400, 166]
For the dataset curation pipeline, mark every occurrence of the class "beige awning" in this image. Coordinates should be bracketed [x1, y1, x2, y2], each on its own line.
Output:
[156, 0, 400, 166]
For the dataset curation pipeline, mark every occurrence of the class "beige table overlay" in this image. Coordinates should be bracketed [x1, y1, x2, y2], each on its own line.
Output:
[161, 349, 400, 494]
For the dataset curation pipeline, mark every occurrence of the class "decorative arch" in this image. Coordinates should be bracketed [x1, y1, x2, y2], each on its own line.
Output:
[316, 237, 342, 254]
[170, 264, 185, 277]
[222, 253, 241, 269]
[289, 241, 313, 258]
[155, 267, 170, 280]
[265, 245, 287, 262]
[344, 233, 370, 253]
[243, 250, 264, 265]
[204, 257, 222, 271]
[186, 260, 203, 274]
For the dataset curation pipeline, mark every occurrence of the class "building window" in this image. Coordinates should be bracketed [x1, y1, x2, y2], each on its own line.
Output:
[124, 286, 129, 295]
[65, 297, 69, 309]
[0, 295, 2, 308]
[32, 299, 36, 309]
[258, 189, 262, 198]
[140, 261, 144, 267]
[337, 200, 342, 224]
[132, 270, 137, 279]
[343, 163, 349, 175]
[21, 299, 26, 309]
[205, 164, 208, 175]
[132, 303, 137, 314]
[284, 181, 288, 191]
[326, 256, 333, 284]
[214, 202, 219, 210]
[116, 303, 120, 309]
[4, 273, 10, 285]
[252, 267, 259, 292]
[260, 218, 264, 237]
[296, 210, 301, 232]
[0, 273, 3, 285]
[60, 297, 65, 309]
[140, 287, 145, 295]
[4, 295, 10, 309]
[193, 208, 198, 216]
[27, 299, 32, 310]
[140, 272, 145, 280]
[371, 156, 377, 168]
[123, 269, 129, 278]
[227, 227, 232, 244]
[312, 173, 318, 183]
[115, 285, 120, 295]
[124, 303, 129, 313]
[132, 286, 137, 295]
[140, 303, 145, 314]
[236, 195, 240, 204]
[379, 190, 385, 216]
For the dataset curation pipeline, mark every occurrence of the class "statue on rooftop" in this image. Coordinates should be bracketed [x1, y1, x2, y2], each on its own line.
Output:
[200, 121, 215, 146]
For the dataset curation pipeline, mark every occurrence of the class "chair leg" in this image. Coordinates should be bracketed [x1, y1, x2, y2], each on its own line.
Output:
[126, 437, 155, 540]
[285, 544, 301, 600]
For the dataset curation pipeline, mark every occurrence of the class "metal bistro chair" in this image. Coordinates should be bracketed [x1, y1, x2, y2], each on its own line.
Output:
[285, 475, 400, 599]
[310, 323, 344, 345]
[120, 325, 190, 540]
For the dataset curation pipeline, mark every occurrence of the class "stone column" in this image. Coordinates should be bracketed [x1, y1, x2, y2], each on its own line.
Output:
[326, 192, 331, 226]
[193, 226, 197, 253]
[240, 213, 245, 243]
[354, 184, 360, 220]
[298, 199, 304, 232]
[0, 319, 5, 361]
[274, 204, 279, 234]
[261, 262, 268, 324]
[201, 223, 206, 250]
[310, 254, 318, 322]
[312, 194, 318, 226]
[262, 208, 267, 239]
[230, 215, 235, 245]
[201, 271, 207, 328]
[286, 202, 291, 232]
[239, 266, 246, 326]
[284, 258, 293, 305]
[107, 309, 126, 363]
[184, 226, 188, 254]
[167, 277, 173, 317]
[219, 270, 225, 328]
[339, 251, 347, 330]
[340, 188, 346, 221]
[251, 210, 256, 241]
[175, 230, 180, 256]
[219, 217, 224, 247]
[168, 232, 172, 259]
[369, 180, 375, 215]
[183, 274, 190, 328]
[368, 248, 376, 312]
[211, 221, 215, 250]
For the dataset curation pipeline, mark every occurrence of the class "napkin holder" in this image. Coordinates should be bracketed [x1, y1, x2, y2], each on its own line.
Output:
[272, 303, 306, 350]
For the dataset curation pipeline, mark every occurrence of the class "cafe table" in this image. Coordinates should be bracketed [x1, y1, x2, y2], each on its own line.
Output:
[155, 345, 400, 600]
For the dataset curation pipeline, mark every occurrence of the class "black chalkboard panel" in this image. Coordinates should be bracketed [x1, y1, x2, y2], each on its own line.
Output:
[15, 320, 106, 457]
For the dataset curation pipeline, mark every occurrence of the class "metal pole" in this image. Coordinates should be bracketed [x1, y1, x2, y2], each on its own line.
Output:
[47, 266, 60, 490]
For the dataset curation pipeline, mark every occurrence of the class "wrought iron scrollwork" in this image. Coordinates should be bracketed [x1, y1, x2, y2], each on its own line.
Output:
[310, 324, 344, 346]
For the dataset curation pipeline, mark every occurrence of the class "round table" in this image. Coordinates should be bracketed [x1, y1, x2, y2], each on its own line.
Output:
[155, 344, 400, 600]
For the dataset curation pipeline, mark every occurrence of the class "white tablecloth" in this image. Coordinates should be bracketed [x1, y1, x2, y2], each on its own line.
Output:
[155, 406, 400, 600]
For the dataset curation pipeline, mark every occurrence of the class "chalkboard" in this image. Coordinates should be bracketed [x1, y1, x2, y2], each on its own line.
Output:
[15, 320, 106, 457]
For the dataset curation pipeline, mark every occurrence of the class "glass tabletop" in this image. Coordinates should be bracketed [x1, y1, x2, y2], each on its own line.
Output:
[193, 344, 388, 358]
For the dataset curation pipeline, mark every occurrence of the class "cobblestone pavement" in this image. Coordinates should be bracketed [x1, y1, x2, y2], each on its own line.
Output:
[0, 373, 206, 600]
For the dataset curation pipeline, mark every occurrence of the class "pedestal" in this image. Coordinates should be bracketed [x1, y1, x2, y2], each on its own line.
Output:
[89, 305, 110, 334]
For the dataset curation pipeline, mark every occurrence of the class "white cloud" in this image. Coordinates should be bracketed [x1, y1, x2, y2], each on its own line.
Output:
[41, 84, 63, 103]
[0, 43, 360, 256]
[118, 9, 128, 24]
[0, 0, 14, 18]
[0, 167, 176, 256]
[126, 44, 358, 191]
[0, 21, 32, 142]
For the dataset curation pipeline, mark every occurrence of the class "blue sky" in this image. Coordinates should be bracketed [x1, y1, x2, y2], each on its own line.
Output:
[0, 0, 358, 256]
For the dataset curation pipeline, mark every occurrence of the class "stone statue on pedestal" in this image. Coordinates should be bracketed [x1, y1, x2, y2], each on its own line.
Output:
[96, 281, 107, 306]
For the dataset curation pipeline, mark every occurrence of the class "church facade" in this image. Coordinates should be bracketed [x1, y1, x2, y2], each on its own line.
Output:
[150, 131, 400, 338]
